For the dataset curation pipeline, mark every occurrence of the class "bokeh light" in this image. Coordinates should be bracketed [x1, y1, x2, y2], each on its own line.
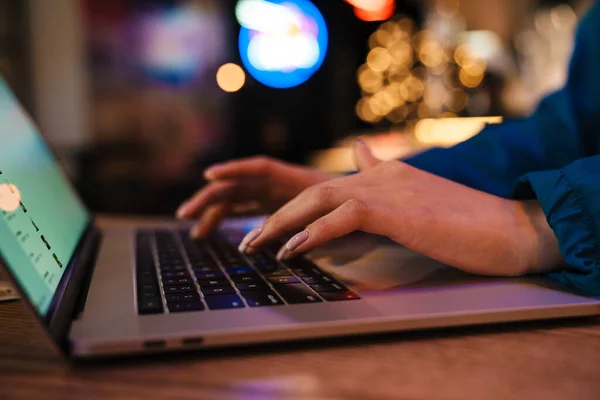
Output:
[386, 105, 409, 123]
[236, 0, 328, 89]
[459, 62, 485, 88]
[400, 75, 424, 102]
[345, 0, 396, 22]
[415, 117, 502, 146]
[356, 12, 489, 126]
[367, 47, 392, 72]
[418, 40, 446, 68]
[435, 0, 460, 19]
[445, 87, 468, 112]
[138, 5, 208, 84]
[356, 97, 382, 123]
[357, 64, 384, 93]
[216, 63, 246, 92]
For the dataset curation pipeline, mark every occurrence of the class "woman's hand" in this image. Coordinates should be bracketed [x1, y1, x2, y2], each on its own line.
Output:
[176, 156, 338, 238]
[239, 141, 565, 277]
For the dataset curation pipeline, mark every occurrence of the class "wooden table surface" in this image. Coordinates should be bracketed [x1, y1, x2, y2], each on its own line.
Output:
[1, 217, 600, 399]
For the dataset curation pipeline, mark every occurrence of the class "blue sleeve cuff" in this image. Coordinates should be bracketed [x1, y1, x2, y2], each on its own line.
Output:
[513, 158, 600, 296]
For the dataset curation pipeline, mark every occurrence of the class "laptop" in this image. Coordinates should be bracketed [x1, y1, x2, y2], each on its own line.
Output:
[1, 76, 599, 359]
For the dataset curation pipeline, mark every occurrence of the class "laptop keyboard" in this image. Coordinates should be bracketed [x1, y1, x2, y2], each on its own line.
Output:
[136, 229, 361, 315]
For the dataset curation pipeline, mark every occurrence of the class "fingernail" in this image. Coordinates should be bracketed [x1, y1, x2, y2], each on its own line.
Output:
[285, 230, 309, 252]
[245, 245, 258, 255]
[176, 202, 190, 219]
[190, 224, 201, 239]
[276, 245, 288, 261]
[204, 164, 223, 180]
[239, 226, 263, 252]
[238, 241, 251, 253]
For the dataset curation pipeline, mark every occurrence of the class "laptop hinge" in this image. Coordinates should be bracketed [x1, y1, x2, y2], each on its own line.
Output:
[71, 230, 100, 320]
[45, 222, 102, 352]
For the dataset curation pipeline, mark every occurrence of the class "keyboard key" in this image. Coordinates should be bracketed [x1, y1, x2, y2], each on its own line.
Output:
[159, 254, 184, 263]
[273, 283, 322, 304]
[138, 275, 158, 286]
[202, 286, 235, 295]
[223, 261, 246, 268]
[267, 276, 300, 284]
[231, 274, 261, 283]
[194, 271, 224, 280]
[253, 262, 275, 272]
[186, 250, 212, 259]
[301, 275, 335, 285]
[241, 290, 284, 307]
[197, 277, 230, 287]
[192, 265, 219, 273]
[138, 270, 155, 280]
[161, 271, 189, 279]
[168, 301, 205, 313]
[205, 294, 245, 310]
[141, 292, 161, 300]
[247, 253, 269, 264]
[290, 268, 311, 277]
[163, 284, 197, 294]
[139, 283, 159, 292]
[160, 264, 188, 272]
[158, 256, 180, 263]
[160, 259, 185, 267]
[166, 292, 200, 302]
[189, 257, 217, 265]
[162, 277, 192, 285]
[261, 269, 291, 277]
[235, 282, 266, 291]
[309, 283, 346, 292]
[139, 298, 163, 314]
[226, 266, 255, 275]
[249, 254, 282, 271]
[138, 284, 160, 296]
[320, 291, 361, 301]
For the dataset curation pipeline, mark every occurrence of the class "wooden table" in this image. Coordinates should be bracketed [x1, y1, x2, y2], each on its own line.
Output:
[1, 217, 600, 399]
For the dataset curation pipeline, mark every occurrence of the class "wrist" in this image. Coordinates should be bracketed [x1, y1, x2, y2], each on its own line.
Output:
[516, 200, 564, 274]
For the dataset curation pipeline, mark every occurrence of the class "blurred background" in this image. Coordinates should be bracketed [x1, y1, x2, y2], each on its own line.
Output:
[0, 0, 593, 215]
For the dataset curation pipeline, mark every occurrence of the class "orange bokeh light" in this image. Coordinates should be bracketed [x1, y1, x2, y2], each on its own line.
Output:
[345, 0, 396, 22]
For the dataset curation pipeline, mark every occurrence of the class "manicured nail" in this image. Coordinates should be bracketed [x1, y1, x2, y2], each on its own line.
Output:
[190, 224, 202, 239]
[204, 164, 223, 180]
[276, 245, 288, 261]
[238, 226, 263, 253]
[176, 202, 190, 219]
[244, 245, 258, 254]
[285, 230, 309, 252]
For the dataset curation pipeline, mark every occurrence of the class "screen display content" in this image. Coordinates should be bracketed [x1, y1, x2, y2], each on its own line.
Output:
[0, 77, 89, 315]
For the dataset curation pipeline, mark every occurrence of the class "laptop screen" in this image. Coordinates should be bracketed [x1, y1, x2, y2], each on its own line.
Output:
[0, 77, 90, 316]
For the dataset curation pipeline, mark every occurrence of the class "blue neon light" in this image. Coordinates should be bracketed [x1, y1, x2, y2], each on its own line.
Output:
[238, 0, 328, 89]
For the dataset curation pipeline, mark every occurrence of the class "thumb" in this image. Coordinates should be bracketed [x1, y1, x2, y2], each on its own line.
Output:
[353, 139, 381, 171]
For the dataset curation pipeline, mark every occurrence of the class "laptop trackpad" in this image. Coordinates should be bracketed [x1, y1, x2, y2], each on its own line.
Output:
[307, 232, 498, 293]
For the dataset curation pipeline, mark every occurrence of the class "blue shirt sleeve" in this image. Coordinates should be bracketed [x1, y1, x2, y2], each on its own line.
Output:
[403, 2, 600, 295]
[513, 156, 600, 296]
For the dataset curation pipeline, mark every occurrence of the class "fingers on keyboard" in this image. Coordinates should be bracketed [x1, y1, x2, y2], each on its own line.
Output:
[136, 230, 361, 315]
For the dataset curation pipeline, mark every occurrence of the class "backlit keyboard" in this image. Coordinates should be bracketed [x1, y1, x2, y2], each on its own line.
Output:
[136, 229, 360, 315]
